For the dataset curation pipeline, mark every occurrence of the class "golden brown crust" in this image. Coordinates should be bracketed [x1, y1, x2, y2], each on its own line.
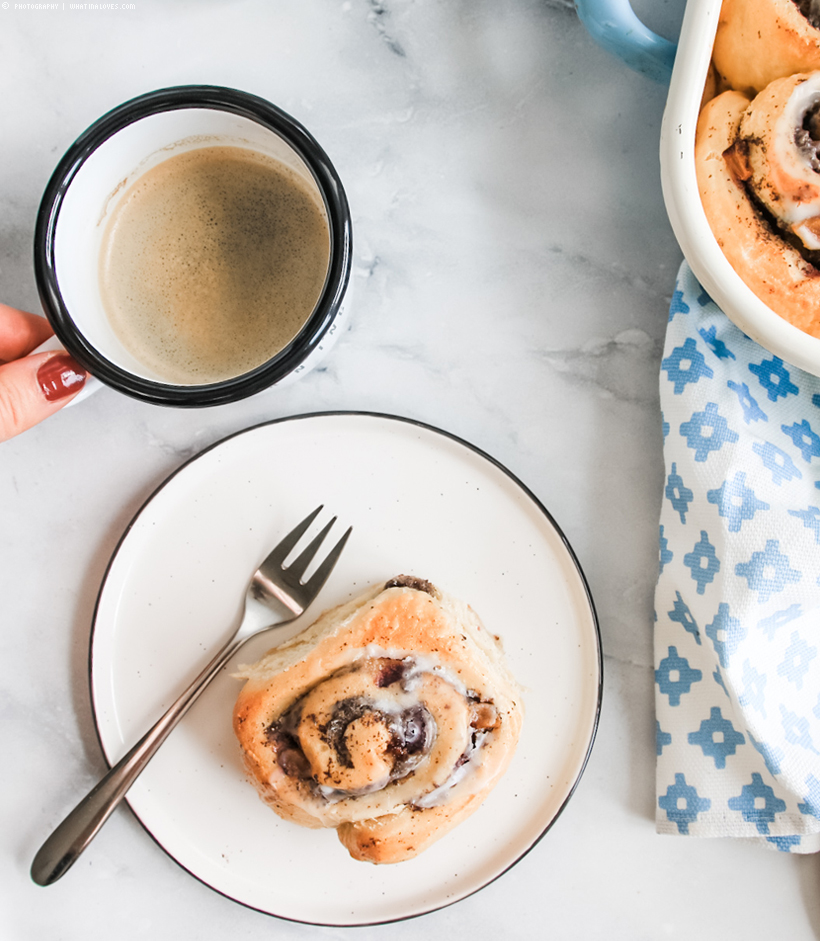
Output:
[336, 795, 488, 864]
[712, 0, 820, 95]
[695, 86, 820, 337]
[232, 578, 524, 863]
[739, 75, 820, 243]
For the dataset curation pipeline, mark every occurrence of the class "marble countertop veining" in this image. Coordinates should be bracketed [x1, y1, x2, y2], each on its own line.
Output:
[3, 1, 820, 938]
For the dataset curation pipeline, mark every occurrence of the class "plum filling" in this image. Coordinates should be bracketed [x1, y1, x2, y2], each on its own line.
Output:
[263, 659, 499, 806]
[375, 658, 410, 688]
[383, 574, 437, 596]
[795, 0, 820, 30]
[264, 690, 436, 795]
[265, 724, 311, 777]
[320, 697, 435, 773]
[745, 188, 820, 268]
[795, 103, 820, 172]
[723, 136, 820, 268]
[321, 697, 372, 768]
[399, 705, 429, 752]
[389, 704, 434, 768]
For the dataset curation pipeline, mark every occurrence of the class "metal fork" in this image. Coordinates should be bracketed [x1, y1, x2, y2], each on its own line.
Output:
[31, 506, 351, 887]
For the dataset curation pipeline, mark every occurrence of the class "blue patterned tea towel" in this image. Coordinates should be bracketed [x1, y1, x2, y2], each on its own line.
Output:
[655, 261, 820, 853]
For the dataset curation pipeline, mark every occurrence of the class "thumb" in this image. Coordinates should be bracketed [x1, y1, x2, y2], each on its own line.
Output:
[0, 351, 88, 442]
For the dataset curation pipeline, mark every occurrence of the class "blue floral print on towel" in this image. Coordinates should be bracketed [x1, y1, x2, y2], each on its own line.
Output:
[655, 262, 820, 853]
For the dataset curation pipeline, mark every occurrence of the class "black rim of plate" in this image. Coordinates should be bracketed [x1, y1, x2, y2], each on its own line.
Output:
[86, 411, 604, 926]
[34, 86, 352, 408]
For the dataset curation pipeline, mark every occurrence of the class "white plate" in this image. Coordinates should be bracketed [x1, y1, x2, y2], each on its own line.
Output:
[90, 412, 602, 925]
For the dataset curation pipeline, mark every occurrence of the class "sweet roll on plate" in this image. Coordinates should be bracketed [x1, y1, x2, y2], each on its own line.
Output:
[232, 575, 524, 864]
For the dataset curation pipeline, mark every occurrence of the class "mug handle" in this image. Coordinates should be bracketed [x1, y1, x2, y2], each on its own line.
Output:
[574, 0, 678, 84]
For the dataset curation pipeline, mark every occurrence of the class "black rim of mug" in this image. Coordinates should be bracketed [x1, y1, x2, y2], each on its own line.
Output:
[33, 85, 352, 407]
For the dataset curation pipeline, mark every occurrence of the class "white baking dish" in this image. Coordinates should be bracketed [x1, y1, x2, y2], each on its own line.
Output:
[577, 0, 820, 377]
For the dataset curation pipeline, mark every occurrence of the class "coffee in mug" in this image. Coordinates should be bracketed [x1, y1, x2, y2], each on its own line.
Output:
[99, 145, 331, 385]
[35, 86, 351, 407]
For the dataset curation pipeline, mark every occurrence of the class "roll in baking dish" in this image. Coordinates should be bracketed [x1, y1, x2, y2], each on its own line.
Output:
[712, 0, 820, 95]
[695, 72, 820, 337]
[232, 575, 524, 864]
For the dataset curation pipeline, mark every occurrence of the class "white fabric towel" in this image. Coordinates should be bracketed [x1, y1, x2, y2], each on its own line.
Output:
[655, 262, 820, 853]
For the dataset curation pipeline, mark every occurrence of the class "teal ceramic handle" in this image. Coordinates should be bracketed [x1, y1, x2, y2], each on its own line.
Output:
[575, 0, 677, 84]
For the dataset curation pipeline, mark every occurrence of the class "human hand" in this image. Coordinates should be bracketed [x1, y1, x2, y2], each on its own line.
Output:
[0, 303, 87, 442]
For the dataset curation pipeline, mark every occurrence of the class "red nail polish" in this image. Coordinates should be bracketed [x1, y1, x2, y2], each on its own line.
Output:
[37, 353, 88, 402]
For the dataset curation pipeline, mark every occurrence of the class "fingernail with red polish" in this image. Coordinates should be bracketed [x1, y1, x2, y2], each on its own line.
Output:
[38, 353, 88, 402]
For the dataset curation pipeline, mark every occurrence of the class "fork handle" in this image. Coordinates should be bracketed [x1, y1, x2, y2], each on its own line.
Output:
[30, 637, 243, 886]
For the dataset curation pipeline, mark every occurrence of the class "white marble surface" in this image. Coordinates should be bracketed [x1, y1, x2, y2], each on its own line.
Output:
[2, 1, 820, 938]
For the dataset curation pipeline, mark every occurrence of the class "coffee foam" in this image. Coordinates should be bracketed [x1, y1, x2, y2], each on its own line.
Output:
[98, 145, 330, 385]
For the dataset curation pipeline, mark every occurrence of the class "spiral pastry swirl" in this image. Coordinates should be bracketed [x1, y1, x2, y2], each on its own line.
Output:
[233, 576, 524, 864]
[696, 72, 820, 336]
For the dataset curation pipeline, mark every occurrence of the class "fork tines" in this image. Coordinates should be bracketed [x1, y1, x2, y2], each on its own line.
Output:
[271, 505, 352, 593]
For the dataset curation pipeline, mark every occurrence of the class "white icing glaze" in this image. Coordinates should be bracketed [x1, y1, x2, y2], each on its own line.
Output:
[772, 72, 820, 225]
